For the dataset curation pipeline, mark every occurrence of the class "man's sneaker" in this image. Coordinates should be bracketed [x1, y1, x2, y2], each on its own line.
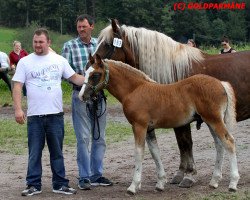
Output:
[52, 186, 77, 195]
[21, 186, 42, 196]
[78, 179, 91, 190]
[91, 177, 113, 186]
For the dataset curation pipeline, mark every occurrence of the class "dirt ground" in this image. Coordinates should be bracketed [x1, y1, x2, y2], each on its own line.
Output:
[0, 104, 249, 200]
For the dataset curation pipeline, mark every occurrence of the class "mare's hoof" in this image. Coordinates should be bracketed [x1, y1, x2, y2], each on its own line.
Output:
[155, 187, 164, 192]
[228, 187, 237, 192]
[178, 176, 195, 188]
[170, 172, 184, 184]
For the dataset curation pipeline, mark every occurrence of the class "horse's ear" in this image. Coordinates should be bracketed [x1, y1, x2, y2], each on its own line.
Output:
[89, 53, 95, 64]
[96, 54, 104, 68]
[111, 18, 120, 35]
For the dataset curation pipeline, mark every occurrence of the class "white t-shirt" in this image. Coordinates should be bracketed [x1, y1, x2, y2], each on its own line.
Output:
[0, 51, 10, 69]
[12, 52, 75, 116]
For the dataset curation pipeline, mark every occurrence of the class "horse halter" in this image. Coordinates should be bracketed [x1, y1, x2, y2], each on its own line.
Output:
[86, 62, 110, 95]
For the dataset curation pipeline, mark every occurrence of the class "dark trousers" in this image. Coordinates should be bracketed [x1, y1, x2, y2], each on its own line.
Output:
[26, 113, 69, 190]
[0, 72, 11, 91]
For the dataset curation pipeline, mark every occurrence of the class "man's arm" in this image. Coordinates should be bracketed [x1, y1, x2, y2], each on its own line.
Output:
[68, 73, 85, 86]
[13, 81, 26, 124]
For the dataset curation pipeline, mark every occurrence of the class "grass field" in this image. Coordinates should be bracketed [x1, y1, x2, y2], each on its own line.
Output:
[0, 27, 17, 53]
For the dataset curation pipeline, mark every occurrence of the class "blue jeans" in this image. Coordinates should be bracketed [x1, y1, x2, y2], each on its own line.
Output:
[72, 90, 107, 182]
[26, 114, 69, 190]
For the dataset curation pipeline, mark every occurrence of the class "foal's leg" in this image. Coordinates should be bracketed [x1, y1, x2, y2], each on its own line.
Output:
[208, 122, 239, 191]
[127, 124, 147, 195]
[146, 129, 166, 191]
[171, 124, 196, 188]
[208, 126, 225, 189]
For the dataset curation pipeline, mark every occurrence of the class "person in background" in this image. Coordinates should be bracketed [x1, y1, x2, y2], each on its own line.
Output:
[220, 36, 236, 54]
[0, 50, 12, 91]
[61, 14, 113, 190]
[187, 39, 197, 47]
[9, 41, 28, 95]
[12, 28, 85, 196]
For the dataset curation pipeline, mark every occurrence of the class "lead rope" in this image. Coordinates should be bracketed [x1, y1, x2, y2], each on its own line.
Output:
[86, 92, 107, 140]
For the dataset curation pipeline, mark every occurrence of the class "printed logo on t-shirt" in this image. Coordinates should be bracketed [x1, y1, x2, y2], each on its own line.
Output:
[30, 64, 61, 91]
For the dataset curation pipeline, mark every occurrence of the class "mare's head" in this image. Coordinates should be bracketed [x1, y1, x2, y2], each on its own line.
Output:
[79, 54, 108, 102]
[90, 19, 135, 68]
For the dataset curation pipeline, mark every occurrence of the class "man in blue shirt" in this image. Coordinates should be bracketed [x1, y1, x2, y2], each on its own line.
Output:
[62, 14, 112, 190]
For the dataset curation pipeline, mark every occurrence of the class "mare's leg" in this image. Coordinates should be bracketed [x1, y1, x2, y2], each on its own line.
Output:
[171, 124, 196, 188]
[208, 126, 225, 189]
[208, 122, 239, 191]
[146, 129, 166, 191]
[127, 124, 147, 195]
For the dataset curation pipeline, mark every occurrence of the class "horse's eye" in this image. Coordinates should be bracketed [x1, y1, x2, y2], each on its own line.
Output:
[90, 72, 102, 83]
[106, 43, 112, 48]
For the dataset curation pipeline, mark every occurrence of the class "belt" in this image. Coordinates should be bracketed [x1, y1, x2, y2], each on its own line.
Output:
[31, 112, 64, 118]
[73, 85, 82, 91]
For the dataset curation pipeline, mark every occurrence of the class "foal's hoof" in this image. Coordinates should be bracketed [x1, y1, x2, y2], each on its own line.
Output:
[209, 184, 218, 189]
[170, 171, 184, 184]
[126, 190, 136, 195]
[155, 182, 165, 191]
[127, 185, 136, 195]
[209, 180, 219, 189]
[179, 176, 195, 188]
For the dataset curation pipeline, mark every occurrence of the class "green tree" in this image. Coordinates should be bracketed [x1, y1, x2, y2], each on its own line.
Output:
[210, 18, 227, 42]
[226, 11, 247, 42]
[161, 4, 174, 35]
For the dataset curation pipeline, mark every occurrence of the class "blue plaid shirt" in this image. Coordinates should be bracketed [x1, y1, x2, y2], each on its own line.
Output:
[61, 37, 97, 74]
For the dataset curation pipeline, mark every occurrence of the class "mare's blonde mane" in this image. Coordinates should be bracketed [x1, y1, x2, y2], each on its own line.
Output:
[98, 25, 204, 83]
[104, 59, 155, 83]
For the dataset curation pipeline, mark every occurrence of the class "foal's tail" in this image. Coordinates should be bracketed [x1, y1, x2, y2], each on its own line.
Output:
[221, 81, 237, 130]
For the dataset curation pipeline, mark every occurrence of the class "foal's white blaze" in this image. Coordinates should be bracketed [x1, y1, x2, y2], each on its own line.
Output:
[78, 66, 95, 101]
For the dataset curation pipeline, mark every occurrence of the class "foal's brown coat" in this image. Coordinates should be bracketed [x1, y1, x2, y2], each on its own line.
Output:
[80, 56, 239, 194]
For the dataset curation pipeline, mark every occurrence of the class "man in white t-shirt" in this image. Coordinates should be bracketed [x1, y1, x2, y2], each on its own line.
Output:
[12, 28, 84, 196]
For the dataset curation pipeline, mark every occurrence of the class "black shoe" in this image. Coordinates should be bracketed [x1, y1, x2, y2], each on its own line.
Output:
[91, 177, 113, 186]
[21, 186, 42, 196]
[52, 185, 77, 195]
[78, 179, 91, 190]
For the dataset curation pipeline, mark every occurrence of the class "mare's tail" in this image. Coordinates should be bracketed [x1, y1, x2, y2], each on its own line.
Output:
[221, 81, 237, 130]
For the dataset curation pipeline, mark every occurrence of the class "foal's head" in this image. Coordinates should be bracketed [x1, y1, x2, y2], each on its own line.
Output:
[79, 54, 108, 102]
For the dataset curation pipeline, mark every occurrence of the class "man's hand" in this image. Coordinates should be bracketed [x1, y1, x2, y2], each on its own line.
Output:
[15, 109, 26, 124]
